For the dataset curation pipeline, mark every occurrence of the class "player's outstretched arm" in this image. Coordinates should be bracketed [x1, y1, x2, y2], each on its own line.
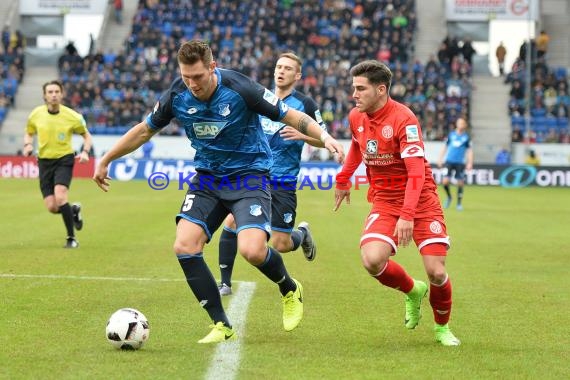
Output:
[93, 121, 155, 192]
[281, 108, 345, 163]
[323, 137, 345, 164]
[279, 126, 324, 148]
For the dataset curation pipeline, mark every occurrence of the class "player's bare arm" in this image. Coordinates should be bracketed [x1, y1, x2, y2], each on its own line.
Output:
[23, 133, 34, 156]
[94, 121, 156, 191]
[295, 113, 312, 136]
[281, 108, 345, 162]
[466, 148, 474, 171]
[78, 131, 93, 163]
[279, 126, 324, 147]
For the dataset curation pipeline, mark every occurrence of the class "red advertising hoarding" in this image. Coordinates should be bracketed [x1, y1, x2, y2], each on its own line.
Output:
[0, 156, 95, 179]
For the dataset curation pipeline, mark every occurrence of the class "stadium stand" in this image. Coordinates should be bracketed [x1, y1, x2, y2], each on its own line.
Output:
[0, 26, 25, 128]
[57, 0, 471, 143]
[507, 40, 569, 143]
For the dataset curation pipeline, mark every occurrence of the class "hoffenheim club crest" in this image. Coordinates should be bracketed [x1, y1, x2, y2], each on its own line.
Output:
[219, 103, 230, 116]
[249, 205, 262, 217]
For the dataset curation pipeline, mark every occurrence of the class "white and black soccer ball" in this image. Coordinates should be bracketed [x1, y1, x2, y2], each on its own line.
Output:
[105, 308, 150, 350]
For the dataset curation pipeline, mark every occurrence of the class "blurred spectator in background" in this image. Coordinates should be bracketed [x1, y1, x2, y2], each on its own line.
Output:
[461, 37, 476, 66]
[536, 30, 549, 59]
[142, 140, 154, 158]
[511, 127, 523, 142]
[519, 39, 536, 64]
[114, 0, 124, 24]
[495, 41, 507, 76]
[1, 25, 10, 51]
[495, 146, 511, 165]
[509, 80, 525, 105]
[12, 30, 25, 49]
[525, 149, 540, 166]
[65, 41, 78, 56]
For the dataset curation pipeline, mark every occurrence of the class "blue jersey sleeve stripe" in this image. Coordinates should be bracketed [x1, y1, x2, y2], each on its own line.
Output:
[145, 113, 160, 130]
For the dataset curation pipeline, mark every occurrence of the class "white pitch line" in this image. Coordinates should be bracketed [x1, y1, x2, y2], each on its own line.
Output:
[0, 273, 186, 282]
[204, 281, 256, 380]
[0, 273, 249, 284]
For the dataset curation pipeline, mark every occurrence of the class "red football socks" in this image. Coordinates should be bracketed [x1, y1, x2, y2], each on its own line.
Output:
[374, 260, 414, 293]
[429, 276, 452, 325]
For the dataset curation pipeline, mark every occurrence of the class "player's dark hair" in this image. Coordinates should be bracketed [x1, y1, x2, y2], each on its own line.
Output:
[350, 60, 392, 90]
[42, 80, 64, 94]
[177, 40, 213, 66]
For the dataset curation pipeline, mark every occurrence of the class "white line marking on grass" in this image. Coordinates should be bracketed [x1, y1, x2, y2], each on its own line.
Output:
[0, 273, 250, 284]
[204, 281, 256, 380]
[0, 273, 187, 282]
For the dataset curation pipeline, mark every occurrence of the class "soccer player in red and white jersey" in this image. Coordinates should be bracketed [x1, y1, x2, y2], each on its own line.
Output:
[334, 60, 460, 346]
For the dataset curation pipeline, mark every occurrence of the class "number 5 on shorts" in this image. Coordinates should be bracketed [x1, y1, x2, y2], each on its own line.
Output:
[182, 194, 196, 212]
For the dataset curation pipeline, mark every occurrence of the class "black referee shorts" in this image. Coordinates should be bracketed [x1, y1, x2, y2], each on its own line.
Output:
[38, 153, 75, 197]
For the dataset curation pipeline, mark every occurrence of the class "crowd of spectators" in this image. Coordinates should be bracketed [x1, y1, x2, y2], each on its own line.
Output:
[506, 35, 569, 143]
[0, 26, 26, 127]
[58, 0, 471, 143]
[401, 34, 473, 141]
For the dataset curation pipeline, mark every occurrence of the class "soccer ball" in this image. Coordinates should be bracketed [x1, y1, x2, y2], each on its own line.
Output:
[105, 308, 150, 350]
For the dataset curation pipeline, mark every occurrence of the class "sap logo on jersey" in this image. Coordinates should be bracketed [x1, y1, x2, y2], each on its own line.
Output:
[193, 122, 227, 139]
[261, 117, 283, 134]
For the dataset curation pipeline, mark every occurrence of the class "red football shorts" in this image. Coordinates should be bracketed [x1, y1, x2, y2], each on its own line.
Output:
[359, 211, 450, 256]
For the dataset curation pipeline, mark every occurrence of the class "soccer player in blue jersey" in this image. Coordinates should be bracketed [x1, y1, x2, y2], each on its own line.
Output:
[93, 40, 344, 343]
[437, 117, 473, 211]
[217, 52, 326, 297]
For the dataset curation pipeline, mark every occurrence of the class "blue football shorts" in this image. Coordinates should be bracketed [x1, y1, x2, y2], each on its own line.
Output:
[176, 172, 271, 242]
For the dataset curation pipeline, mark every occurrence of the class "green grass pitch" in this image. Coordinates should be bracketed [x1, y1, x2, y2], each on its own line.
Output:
[1, 178, 568, 379]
